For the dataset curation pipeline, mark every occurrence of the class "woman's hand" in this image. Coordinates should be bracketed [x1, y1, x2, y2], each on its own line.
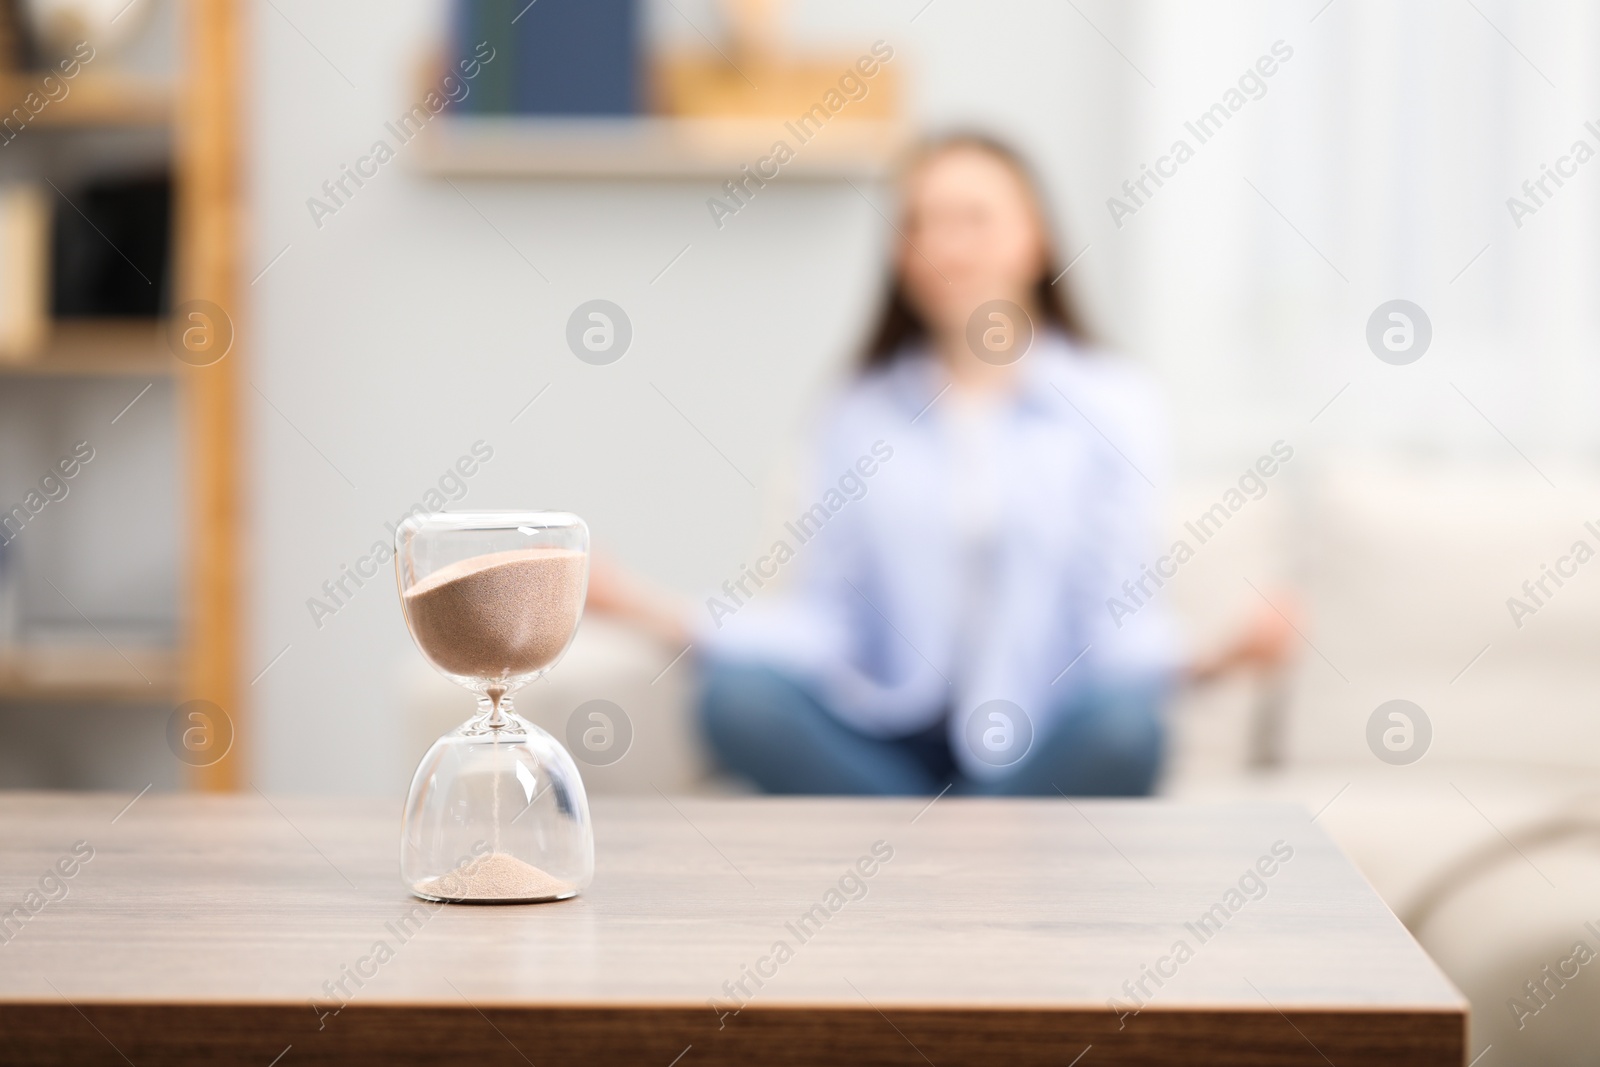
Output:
[1186, 592, 1299, 685]
[585, 549, 693, 648]
[585, 551, 641, 617]
[1229, 594, 1298, 671]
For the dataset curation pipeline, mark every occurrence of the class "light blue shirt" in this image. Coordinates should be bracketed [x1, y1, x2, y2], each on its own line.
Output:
[696, 333, 1178, 777]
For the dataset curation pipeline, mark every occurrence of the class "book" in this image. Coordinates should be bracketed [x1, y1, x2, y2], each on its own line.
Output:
[512, 0, 638, 115]
[450, 0, 639, 116]
[455, 0, 516, 114]
[0, 182, 48, 361]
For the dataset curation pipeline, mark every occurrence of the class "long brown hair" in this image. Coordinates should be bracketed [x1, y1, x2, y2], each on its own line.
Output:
[860, 133, 1092, 370]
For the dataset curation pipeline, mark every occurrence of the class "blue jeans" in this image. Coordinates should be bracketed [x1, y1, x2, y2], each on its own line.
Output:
[698, 662, 1167, 796]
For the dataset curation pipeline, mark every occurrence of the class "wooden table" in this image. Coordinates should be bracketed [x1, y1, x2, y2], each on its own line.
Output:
[0, 792, 1465, 1066]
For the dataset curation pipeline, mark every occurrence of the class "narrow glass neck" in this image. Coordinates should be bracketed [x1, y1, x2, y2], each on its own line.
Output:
[477, 690, 513, 729]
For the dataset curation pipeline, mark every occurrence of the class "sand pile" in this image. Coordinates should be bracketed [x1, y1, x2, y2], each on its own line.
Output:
[413, 852, 576, 902]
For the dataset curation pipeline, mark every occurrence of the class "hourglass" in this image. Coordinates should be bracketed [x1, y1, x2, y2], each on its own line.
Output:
[395, 511, 593, 903]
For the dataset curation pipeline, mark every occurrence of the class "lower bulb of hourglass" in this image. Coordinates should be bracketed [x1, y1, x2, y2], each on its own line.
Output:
[400, 696, 594, 903]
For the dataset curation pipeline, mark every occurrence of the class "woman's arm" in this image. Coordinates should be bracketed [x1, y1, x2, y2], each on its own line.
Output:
[1184, 593, 1299, 686]
[584, 551, 692, 648]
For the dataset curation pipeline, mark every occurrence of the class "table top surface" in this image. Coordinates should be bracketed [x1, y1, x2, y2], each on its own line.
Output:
[0, 791, 1463, 1014]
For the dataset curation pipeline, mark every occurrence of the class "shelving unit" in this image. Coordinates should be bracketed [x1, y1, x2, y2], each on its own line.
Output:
[0, 1, 241, 790]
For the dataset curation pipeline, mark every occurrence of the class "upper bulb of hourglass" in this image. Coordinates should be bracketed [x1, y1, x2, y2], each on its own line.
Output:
[400, 542, 587, 704]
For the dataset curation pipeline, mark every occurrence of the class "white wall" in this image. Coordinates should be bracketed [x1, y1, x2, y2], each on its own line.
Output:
[247, 0, 1139, 793]
[1120, 0, 1600, 465]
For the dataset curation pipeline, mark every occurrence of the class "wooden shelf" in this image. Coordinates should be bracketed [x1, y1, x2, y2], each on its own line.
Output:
[414, 115, 907, 179]
[0, 318, 170, 376]
[0, 643, 179, 703]
[0, 73, 174, 128]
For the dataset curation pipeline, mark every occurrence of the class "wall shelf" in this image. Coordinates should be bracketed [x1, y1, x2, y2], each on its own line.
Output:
[414, 116, 906, 180]
[0, 73, 174, 128]
[0, 319, 169, 376]
[0, 643, 180, 703]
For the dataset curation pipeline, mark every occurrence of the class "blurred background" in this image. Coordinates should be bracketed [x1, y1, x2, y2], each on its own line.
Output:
[2, 0, 1600, 1060]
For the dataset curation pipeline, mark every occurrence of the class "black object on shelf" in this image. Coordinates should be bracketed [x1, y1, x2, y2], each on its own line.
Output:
[0, 0, 37, 72]
[51, 174, 171, 318]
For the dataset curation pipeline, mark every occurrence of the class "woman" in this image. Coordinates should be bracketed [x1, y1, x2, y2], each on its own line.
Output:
[589, 134, 1288, 796]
